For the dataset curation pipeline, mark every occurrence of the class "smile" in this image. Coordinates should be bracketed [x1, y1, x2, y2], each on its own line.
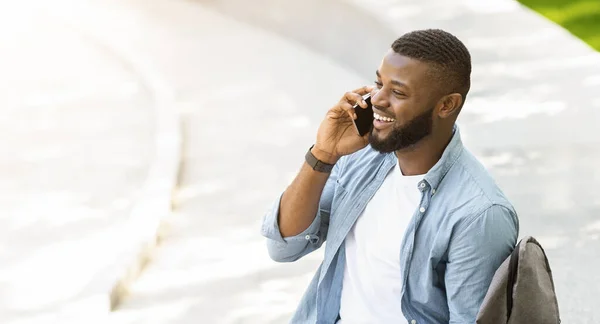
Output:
[373, 112, 395, 130]
[373, 112, 395, 122]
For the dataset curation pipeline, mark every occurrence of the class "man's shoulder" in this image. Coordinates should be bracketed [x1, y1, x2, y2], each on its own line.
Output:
[452, 148, 510, 198]
[442, 148, 516, 223]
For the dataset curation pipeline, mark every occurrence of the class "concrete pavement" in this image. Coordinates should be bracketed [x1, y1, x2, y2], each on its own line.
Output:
[91, 0, 599, 322]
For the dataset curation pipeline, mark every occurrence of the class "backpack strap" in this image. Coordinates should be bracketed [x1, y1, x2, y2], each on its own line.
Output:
[506, 237, 552, 321]
[506, 239, 522, 320]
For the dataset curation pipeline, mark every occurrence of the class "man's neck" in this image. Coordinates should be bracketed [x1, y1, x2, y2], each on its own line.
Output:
[395, 127, 454, 176]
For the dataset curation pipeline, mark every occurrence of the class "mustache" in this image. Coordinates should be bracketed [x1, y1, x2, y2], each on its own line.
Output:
[373, 105, 394, 117]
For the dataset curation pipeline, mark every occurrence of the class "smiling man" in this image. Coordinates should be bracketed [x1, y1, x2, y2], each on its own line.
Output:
[261, 29, 519, 323]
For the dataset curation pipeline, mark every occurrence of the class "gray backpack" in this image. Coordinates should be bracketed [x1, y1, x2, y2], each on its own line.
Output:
[476, 236, 561, 324]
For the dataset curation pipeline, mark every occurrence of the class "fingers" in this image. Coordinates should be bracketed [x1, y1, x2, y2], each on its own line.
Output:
[344, 86, 375, 108]
[339, 101, 357, 120]
[351, 85, 375, 96]
[332, 86, 375, 120]
[343, 91, 367, 108]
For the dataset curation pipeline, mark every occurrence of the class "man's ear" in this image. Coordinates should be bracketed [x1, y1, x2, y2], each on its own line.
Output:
[436, 93, 463, 119]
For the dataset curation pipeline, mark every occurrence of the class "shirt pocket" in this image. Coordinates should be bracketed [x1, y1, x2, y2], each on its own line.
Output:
[331, 178, 349, 213]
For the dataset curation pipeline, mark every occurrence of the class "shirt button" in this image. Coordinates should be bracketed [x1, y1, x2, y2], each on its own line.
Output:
[419, 182, 426, 189]
[419, 206, 426, 213]
[411, 320, 417, 324]
[305, 235, 311, 240]
[432, 188, 436, 194]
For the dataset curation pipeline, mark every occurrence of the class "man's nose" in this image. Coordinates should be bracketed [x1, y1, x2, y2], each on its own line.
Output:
[370, 88, 388, 108]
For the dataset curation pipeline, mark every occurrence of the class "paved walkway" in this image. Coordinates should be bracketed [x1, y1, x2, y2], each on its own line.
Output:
[0, 2, 158, 323]
[105, 1, 366, 323]
[92, 0, 598, 322]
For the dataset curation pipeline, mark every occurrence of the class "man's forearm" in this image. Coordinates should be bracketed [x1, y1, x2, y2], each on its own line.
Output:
[278, 148, 337, 237]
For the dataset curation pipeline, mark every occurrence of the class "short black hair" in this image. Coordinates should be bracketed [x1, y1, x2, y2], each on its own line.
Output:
[391, 29, 471, 104]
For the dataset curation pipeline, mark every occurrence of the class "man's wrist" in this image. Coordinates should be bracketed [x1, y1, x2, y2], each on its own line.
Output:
[311, 145, 339, 165]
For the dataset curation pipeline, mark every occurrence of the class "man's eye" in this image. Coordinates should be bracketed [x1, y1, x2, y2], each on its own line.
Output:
[393, 90, 406, 96]
[374, 81, 383, 88]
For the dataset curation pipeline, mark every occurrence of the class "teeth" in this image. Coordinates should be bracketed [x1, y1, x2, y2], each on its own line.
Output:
[374, 112, 395, 122]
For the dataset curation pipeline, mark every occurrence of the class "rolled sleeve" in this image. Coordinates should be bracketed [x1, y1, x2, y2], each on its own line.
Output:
[261, 193, 324, 262]
[445, 204, 519, 323]
[260, 157, 344, 263]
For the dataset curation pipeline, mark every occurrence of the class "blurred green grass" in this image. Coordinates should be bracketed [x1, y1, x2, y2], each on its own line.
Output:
[518, 0, 600, 51]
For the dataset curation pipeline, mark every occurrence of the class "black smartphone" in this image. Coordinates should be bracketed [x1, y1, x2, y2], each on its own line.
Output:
[352, 94, 374, 136]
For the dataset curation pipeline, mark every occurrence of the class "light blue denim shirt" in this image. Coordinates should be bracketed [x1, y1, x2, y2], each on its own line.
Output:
[261, 126, 518, 324]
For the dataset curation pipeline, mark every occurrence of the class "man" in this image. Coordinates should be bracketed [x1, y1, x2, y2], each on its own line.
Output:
[261, 29, 518, 323]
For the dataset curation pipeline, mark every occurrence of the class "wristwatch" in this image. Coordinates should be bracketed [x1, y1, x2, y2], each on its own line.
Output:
[305, 145, 335, 173]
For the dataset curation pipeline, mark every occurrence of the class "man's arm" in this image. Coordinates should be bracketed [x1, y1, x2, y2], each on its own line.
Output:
[260, 86, 373, 262]
[260, 152, 344, 262]
[278, 147, 338, 237]
[445, 204, 518, 323]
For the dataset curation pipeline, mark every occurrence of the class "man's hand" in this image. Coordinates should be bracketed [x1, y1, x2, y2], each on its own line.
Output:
[314, 86, 375, 164]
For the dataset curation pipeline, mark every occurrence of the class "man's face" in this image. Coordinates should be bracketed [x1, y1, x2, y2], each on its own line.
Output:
[369, 51, 441, 153]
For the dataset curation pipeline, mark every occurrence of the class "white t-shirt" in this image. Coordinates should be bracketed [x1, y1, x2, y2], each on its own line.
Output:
[338, 161, 424, 323]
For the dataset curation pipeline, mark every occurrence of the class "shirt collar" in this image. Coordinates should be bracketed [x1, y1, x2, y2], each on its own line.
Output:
[384, 124, 463, 192]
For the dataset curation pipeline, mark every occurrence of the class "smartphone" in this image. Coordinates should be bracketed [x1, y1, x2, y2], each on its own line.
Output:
[352, 94, 374, 136]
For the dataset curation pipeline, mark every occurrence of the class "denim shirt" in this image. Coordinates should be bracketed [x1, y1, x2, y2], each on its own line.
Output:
[261, 126, 519, 324]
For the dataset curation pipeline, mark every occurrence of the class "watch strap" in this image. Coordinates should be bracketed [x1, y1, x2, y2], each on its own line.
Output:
[305, 145, 335, 173]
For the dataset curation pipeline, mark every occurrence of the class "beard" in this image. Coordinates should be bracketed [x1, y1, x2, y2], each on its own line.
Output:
[369, 107, 434, 153]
